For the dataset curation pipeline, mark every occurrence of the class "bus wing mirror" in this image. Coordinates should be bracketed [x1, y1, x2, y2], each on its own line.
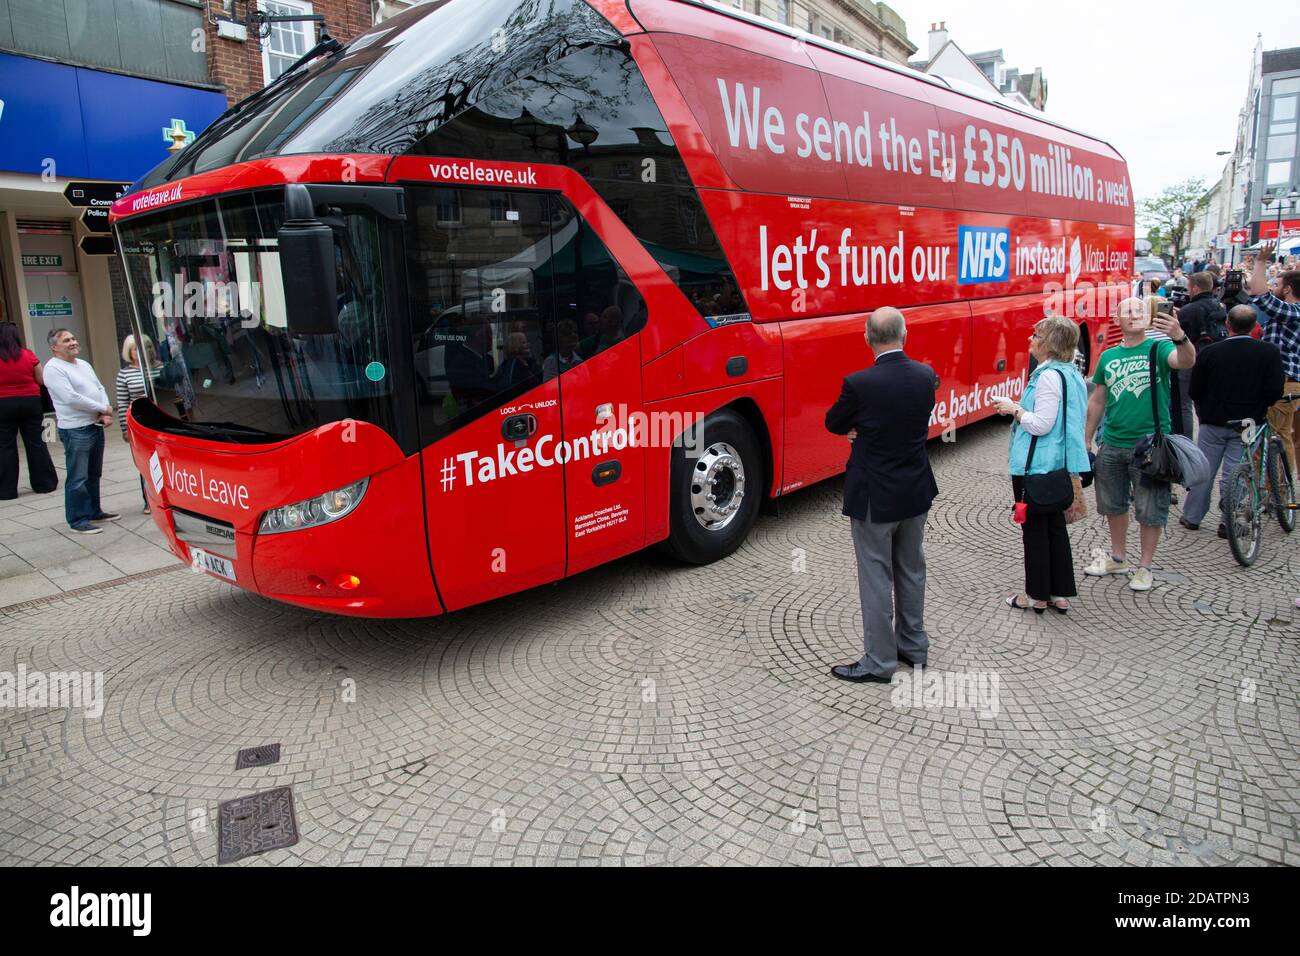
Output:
[277, 183, 338, 335]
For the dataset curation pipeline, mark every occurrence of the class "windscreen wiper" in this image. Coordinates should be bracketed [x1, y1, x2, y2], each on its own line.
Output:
[178, 27, 343, 158]
[168, 421, 286, 445]
[151, 31, 342, 183]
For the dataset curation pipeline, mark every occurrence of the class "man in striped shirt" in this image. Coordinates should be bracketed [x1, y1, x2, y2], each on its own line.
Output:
[1249, 243, 1300, 471]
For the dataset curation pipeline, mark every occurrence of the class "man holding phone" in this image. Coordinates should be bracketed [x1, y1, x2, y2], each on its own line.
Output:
[1083, 298, 1196, 591]
[1249, 242, 1300, 472]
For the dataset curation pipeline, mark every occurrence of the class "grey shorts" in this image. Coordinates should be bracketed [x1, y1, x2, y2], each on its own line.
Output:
[1093, 441, 1171, 528]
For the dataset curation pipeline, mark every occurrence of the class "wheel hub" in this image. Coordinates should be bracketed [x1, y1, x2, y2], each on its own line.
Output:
[690, 442, 746, 531]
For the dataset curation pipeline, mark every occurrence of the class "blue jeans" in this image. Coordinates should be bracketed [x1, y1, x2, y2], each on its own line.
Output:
[59, 424, 104, 528]
[1183, 423, 1243, 528]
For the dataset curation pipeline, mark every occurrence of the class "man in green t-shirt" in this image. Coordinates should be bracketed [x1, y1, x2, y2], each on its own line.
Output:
[1083, 297, 1196, 592]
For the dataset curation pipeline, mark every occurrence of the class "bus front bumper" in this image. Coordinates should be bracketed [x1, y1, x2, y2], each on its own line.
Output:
[128, 411, 443, 619]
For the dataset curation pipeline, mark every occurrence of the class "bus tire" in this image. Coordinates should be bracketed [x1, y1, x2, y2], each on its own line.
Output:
[663, 408, 762, 565]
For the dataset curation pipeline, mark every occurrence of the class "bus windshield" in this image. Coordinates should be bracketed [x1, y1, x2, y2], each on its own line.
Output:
[133, 0, 617, 190]
[117, 190, 395, 442]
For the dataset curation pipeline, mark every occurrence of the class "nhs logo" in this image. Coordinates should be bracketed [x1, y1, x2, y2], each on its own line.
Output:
[958, 226, 1010, 285]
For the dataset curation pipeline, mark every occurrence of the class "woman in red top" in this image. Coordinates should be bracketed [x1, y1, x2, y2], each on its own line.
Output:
[0, 321, 58, 498]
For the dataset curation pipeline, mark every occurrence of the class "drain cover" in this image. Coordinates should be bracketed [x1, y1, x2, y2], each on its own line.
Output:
[217, 787, 299, 864]
[234, 744, 281, 769]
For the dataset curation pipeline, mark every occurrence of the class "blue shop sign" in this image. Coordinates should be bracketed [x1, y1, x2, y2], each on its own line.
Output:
[0, 52, 227, 183]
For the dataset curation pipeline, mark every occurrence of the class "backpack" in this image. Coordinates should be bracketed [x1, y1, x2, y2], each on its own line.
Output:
[1196, 301, 1229, 350]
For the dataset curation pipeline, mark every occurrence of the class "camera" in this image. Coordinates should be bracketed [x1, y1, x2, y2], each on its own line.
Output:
[1168, 287, 1190, 307]
[1223, 269, 1245, 296]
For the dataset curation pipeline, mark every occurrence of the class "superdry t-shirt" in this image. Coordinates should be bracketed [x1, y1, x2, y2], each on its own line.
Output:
[1093, 339, 1175, 448]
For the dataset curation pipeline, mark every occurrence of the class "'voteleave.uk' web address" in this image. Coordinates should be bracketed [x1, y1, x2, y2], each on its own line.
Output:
[429, 162, 538, 185]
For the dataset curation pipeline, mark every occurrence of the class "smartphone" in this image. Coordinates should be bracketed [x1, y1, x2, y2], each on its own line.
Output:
[1156, 301, 1174, 316]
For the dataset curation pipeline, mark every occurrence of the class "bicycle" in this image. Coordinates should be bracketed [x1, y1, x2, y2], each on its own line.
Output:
[1223, 394, 1299, 567]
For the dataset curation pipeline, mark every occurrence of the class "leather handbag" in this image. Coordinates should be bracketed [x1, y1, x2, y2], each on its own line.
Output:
[1018, 369, 1075, 514]
[1064, 475, 1088, 524]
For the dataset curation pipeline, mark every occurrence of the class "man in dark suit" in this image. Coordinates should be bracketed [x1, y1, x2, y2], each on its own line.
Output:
[1182, 304, 1285, 533]
[825, 307, 940, 683]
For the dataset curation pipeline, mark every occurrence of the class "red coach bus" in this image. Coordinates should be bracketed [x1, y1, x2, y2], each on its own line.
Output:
[111, 0, 1134, 617]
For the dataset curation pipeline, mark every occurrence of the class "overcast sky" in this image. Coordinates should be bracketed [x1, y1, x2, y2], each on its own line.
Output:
[883, 0, 1300, 203]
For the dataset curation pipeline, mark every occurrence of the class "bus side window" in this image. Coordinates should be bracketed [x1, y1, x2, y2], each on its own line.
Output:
[404, 186, 557, 441]
[541, 197, 645, 375]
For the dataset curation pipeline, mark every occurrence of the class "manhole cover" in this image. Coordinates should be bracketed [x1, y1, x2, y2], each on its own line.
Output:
[217, 787, 299, 864]
[234, 744, 281, 770]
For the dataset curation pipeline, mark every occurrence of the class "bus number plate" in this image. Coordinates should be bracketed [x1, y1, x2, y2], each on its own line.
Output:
[191, 548, 236, 582]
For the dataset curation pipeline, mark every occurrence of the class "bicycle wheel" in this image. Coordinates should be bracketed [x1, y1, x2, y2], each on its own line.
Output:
[1224, 465, 1261, 566]
[1267, 437, 1296, 534]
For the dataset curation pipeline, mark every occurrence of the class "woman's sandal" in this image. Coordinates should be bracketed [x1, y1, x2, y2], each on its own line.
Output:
[1005, 595, 1046, 614]
[1048, 599, 1070, 615]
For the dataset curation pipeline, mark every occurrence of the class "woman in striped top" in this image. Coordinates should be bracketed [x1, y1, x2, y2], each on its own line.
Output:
[116, 334, 159, 513]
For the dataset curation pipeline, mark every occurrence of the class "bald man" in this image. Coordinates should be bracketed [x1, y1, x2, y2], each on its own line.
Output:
[825, 307, 940, 683]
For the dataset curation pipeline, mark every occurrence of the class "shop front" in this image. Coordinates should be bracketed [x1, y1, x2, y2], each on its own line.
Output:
[0, 51, 226, 390]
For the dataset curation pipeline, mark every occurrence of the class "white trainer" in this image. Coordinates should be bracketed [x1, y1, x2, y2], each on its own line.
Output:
[1129, 567, 1154, 591]
[1084, 553, 1128, 576]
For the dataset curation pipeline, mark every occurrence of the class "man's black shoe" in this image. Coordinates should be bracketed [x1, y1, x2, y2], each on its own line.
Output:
[831, 664, 891, 684]
[897, 652, 926, 668]
[1179, 517, 1199, 531]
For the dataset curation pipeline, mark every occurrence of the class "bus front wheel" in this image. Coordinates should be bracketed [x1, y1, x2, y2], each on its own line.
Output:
[663, 409, 762, 565]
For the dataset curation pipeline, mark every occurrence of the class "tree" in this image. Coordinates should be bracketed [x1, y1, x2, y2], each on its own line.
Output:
[1145, 226, 1166, 257]
[1138, 179, 1207, 265]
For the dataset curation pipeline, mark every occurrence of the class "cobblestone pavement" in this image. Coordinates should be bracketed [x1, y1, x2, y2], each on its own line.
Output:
[0, 432, 173, 605]
[1, 419, 1297, 866]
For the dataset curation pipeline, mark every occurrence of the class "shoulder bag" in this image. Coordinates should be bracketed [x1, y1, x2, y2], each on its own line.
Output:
[1018, 369, 1075, 514]
[1132, 344, 1181, 485]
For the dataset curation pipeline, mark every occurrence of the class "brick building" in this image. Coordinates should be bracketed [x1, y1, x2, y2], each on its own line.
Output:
[204, 0, 399, 107]
[726, 0, 915, 65]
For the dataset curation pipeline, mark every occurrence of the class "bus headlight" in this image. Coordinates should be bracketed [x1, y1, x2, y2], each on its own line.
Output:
[259, 478, 369, 534]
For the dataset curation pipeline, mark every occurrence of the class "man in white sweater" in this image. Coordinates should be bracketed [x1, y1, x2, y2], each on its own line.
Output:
[43, 329, 119, 534]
